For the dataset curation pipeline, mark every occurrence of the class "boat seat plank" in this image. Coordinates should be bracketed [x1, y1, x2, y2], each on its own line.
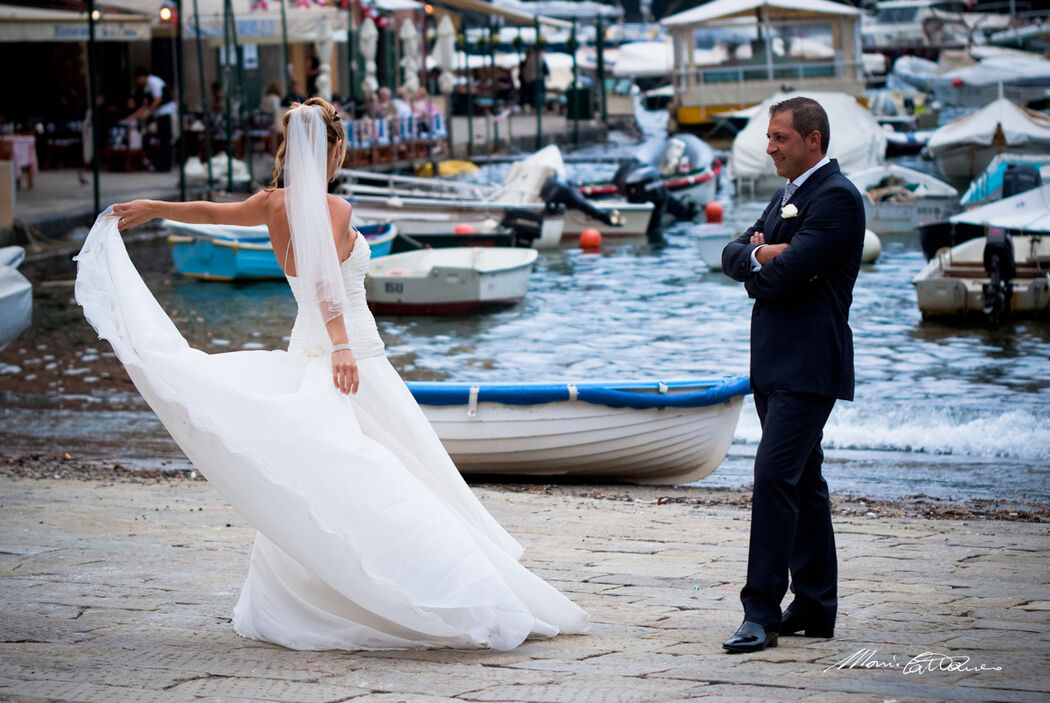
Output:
[941, 262, 1050, 279]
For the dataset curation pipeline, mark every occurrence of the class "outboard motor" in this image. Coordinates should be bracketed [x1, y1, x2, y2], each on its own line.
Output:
[540, 175, 616, 226]
[613, 157, 697, 232]
[982, 227, 1016, 321]
[500, 207, 544, 248]
[620, 165, 671, 242]
[1002, 163, 1041, 199]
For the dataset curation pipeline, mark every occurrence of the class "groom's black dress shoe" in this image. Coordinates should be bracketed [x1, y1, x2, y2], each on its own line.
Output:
[722, 621, 778, 653]
[780, 608, 834, 638]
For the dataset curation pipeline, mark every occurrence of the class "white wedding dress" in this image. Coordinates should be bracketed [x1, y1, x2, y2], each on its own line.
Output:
[74, 211, 589, 651]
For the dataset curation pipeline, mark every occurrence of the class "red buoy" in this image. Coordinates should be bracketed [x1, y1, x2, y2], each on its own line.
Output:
[454, 223, 478, 235]
[579, 228, 602, 251]
[704, 201, 724, 224]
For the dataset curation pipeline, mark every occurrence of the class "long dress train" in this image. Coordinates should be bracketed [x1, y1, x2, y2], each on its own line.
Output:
[74, 211, 590, 651]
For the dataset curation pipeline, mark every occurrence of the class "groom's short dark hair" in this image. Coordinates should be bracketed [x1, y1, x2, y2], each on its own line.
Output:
[769, 97, 830, 154]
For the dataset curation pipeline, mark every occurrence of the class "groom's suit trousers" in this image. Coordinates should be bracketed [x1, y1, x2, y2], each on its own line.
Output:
[741, 388, 837, 629]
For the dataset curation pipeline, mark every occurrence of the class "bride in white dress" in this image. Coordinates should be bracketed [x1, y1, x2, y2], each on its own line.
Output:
[74, 98, 589, 651]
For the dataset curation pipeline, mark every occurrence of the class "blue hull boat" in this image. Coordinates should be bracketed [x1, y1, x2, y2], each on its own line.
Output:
[405, 377, 751, 484]
[167, 221, 397, 280]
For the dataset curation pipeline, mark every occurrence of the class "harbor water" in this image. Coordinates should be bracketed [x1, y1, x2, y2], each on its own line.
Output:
[2, 106, 1048, 503]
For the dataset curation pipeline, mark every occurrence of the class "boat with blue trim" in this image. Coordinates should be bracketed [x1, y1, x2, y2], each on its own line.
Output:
[405, 376, 751, 484]
[166, 221, 397, 281]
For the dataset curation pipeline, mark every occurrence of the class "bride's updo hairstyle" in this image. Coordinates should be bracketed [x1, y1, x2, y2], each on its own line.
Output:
[270, 97, 346, 188]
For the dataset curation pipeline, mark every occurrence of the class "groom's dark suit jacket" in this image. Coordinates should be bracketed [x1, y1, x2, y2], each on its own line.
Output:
[722, 159, 864, 401]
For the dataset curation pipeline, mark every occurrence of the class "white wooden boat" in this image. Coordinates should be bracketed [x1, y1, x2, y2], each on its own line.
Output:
[0, 246, 32, 351]
[348, 195, 564, 249]
[695, 223, 735, 271]
[405, 377, 750, 484]
[913, 234, 1050, 319]
[848, 164, 958, 234]
[926, 97, 1050, 183]
[339, 145, 652, 241]
[365, 247, 538, 315]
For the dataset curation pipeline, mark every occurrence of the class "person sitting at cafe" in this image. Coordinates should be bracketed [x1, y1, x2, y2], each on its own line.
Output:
[124, 67, 176, 171]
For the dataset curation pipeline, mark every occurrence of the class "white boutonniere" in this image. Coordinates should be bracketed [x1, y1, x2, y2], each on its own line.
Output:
[781, 203, 799, 218]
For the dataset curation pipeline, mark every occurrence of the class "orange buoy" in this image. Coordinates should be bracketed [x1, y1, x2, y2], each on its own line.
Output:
[453, 223, 478, 234]
[579, 228, 602, 251]
[704, 201, 724, 224]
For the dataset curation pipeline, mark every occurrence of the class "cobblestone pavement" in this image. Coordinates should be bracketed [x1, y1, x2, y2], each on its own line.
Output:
[1, 477, 1048, 702]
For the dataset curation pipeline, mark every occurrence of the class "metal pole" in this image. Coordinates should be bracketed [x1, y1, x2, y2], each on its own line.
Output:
[347, 3, 354, 101]
[571, 19, 578, 149]
[596, 12, 606, 123]
[489, 21, 497, 147]
[223, 0, 233, 191]
[533, 17, 541, 152]
[227, 0, 252, 185]
[192, 0, 214, 189]
[464, 24, 473, 156]
[176, 0, 186, 200]
[280, 0, 290, 93]
[87, 0, 100, 214]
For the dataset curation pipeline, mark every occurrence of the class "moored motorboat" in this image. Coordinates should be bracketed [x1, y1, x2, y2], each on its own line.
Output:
[405, 376, 751, 484]
[925, 97, 1050, 184]
[918, 183, 1050, 259]
[959, 153, 1050, 208]
[848, 164, 958, 234]
[365, 246, 538, 315]
[0, 246, 32, 351]
[166, 221, 397, 280]
[913, 232, 1050, 319]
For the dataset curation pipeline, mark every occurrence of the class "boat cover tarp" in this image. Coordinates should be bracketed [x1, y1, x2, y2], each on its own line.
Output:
[927, 98, 1050, 153]
[406, 376, 752, 409]
[728, 92, 886, 181]
[949, 182, 1050, 233]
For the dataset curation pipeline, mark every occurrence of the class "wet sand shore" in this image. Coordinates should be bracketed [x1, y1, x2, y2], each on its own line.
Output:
[2, 459, 1049, 702]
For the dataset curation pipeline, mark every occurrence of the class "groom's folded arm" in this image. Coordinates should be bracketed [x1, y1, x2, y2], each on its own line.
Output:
[722, 201, 775, 282]
[744, 190, 858, 300]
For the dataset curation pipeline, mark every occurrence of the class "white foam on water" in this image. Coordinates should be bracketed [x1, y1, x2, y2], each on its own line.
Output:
[734, 399, 1050, 464]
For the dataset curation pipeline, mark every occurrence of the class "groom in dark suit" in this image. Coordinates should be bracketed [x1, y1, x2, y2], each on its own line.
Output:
[720, 96, 865, 653]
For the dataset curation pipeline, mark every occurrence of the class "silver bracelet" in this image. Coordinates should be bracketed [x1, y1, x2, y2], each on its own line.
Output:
[332, 343, 352, 354]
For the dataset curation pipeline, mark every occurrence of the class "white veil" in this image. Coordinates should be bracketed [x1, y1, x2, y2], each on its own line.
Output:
[284, 104, 344, 323]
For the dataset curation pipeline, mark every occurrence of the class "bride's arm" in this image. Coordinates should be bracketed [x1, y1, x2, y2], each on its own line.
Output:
[323, 198, 358, 395]
[325, 316, 358, 395]
[112, 190, 270, 230]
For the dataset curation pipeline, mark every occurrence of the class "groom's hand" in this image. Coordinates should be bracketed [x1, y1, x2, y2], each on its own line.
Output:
[755, 243, 788, 265]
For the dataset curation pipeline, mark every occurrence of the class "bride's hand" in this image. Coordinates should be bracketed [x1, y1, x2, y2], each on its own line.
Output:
[332, 348, 359, 395]
[111, 200, 156, 230]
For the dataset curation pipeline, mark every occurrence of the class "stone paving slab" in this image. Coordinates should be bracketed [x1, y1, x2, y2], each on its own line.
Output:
[1, 477, 1048, 702]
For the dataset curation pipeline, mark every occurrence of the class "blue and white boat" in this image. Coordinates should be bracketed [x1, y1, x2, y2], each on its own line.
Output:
[959, 153, 1050, 208]
[166, 221, 397, 281]
[405, 376, 751, 484]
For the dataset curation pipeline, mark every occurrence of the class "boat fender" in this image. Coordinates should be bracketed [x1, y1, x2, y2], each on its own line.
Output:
[468, 385, 480, 417]
[567, 384, 578, 401]
[982, 228, 1016, 319]
[540, 175, 615, 226]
